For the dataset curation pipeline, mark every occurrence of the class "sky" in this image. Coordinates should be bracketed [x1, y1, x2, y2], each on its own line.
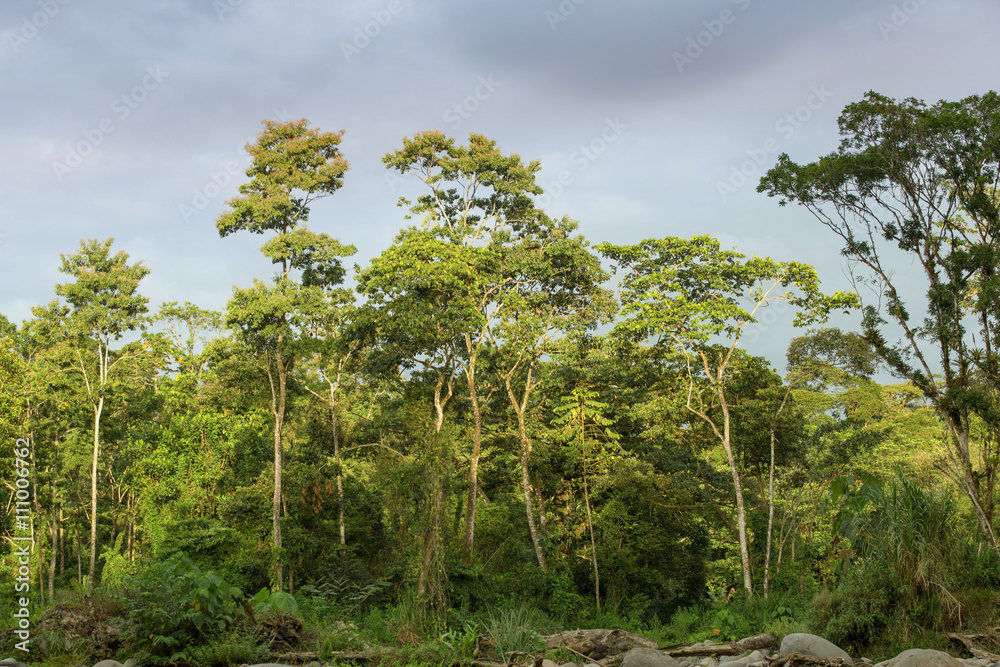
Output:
[2, 0, 998, 372]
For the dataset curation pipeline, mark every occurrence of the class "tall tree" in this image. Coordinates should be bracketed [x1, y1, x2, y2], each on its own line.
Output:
[381, 130, 553, 564]
[34, 238, 150, 585]
[487, 216, 615, 571]
[759, 91, 1000, 551]
[216, 118, 355, 590]
[356, 231, 482, 602]
[598, 235, 858, 596]
[551, 387, 620, 612]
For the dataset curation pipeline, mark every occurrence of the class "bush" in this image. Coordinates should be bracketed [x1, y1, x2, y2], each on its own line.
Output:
[118, 552, 244, 664]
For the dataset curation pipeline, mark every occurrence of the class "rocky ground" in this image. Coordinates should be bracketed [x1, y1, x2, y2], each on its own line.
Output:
[3, 629, 998, 667]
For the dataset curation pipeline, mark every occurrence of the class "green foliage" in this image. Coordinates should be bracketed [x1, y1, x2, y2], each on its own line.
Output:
[315, 620, 364, 657]
[119, 552, 244, 664]
[296, 578, 390, 622]
[251, 587, 299, 616]
[812, 474, 1000, 651]
[482, 603, 548, 661]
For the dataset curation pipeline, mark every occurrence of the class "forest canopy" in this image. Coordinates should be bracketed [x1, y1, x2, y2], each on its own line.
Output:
[2, 91, 1000, 665]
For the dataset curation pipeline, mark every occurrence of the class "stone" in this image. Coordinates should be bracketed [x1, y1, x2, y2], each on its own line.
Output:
[248, 664, 296, 667]
[621, 648, 683, 667]
[124, 659, 138, 667]
[92, 661, 125, 667]
[779, 633, 853, 665]
[888, 649, 964, 667]
[543, 660, 560, 667]
[717, 660, 743, 667]
[0, 658, 27, 667]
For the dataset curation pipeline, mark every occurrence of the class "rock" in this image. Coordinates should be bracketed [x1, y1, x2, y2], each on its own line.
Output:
[92, 661, 125, 667]
[887, 649, 964, 667]
[248, 664, 296, 667]
[717, 660, 743, 667]
[0, 658, 27, 667]
[563, 663, 583, 667]
[543, 660, 560, 667]
[700, 658, 717, 667]
[779, 633, 853, 665]
[621, 648, 683, 667]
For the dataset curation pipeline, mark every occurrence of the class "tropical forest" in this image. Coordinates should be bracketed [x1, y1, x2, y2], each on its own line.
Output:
[2, 91, 1000, 667]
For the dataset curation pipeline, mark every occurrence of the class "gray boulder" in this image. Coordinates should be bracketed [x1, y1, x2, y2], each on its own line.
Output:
[779, 633, 853, 665]
[885, 649, 964, 667]
[621, 648, 683, 667]
[0, 658, 27, 667]
[542, 660, 560, 667]
[92, 661, 125, 667]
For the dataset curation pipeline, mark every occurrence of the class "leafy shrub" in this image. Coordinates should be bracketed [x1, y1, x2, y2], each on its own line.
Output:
[250, 587, 299, 616]
[119, 552, 244, 664]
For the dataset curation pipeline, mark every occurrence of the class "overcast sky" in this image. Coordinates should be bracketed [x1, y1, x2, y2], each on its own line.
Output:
[2, 0, 998, 371]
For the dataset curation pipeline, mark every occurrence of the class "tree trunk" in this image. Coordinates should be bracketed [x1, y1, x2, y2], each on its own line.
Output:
[581, 429, 600, 612]
[719, 390, 752, 597]
[764, 429, 776, 598]
[329, 382, 346, 546]
[49, 481, 58, 601]
[462, 338, 481, 565]
[520, 419, 547, 572]
[505, 369, 547, 571]
[89, 396, 104, 587]
[272, 352, 288, 593]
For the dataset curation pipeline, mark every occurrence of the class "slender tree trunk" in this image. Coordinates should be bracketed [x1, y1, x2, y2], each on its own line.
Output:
[330, 383, 346, 546]
[462, 339, 481, 565]
[89, 395, 104, 587]
[59, 509, 64, 576]
[581, 428, 600, 613]
[49, 480, 58, 601]
[504, 362, 547, 571]
[763, 430, 776, 598]
[719, 393, 752, 597]
[272, 352, 288, 592]
[519, 417, 547, 572]
[76, 520, 83, 586]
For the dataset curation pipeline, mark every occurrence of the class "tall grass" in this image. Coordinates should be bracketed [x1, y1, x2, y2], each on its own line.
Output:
[812, 474, 1000, 652]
